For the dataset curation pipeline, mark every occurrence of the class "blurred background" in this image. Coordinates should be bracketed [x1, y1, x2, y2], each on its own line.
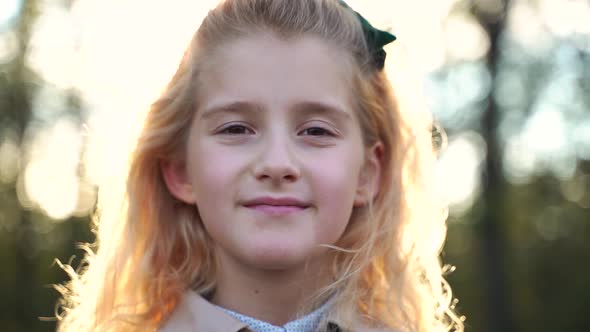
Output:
[1, 0, 589, 331]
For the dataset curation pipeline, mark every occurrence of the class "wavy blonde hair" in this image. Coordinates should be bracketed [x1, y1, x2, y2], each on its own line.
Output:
[56, 0, 463, 331]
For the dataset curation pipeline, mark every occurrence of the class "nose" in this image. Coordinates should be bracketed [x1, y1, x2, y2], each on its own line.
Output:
[253, 132, 300, 184]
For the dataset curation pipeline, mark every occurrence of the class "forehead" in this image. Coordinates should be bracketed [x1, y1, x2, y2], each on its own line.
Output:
[196, 32, 356, 116]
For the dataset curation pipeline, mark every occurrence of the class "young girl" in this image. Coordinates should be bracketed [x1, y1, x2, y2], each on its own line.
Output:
[57, 0, 464, 331]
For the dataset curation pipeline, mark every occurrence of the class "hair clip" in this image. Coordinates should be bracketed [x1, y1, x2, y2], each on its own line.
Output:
[337, 0, 397, 70]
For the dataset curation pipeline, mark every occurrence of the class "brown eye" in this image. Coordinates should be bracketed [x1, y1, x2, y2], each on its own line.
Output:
[219, 124, 254, 135]
[300, 127, 334, 136]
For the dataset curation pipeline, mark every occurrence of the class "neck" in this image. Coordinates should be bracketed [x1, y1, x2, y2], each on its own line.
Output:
[210, 251, 333, 326]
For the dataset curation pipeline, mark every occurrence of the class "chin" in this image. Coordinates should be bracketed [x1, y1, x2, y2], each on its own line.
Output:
[241, 241, 319, 270]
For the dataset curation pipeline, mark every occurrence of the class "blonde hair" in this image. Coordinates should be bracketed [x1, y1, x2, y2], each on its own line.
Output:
[56, 0, 463, 331]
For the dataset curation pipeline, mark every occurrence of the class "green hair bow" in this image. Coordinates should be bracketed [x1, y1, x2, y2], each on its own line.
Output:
[337, 0, 397, 70]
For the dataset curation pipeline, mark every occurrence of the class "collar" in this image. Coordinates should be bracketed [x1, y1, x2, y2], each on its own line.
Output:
[215, 294, 333, 332]
[159, 291, 248, 332]
[159, 290, 392, 332]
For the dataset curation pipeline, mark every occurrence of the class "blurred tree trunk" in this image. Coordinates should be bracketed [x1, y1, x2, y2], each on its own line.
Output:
[471, 0, 515, 331]
[4, 0, 38, 330]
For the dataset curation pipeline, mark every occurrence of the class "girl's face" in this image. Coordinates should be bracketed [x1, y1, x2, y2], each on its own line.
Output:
[163, 33, 380, 270]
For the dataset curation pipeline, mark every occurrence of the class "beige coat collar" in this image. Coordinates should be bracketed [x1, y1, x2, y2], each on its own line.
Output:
[159, 291, 247, 332]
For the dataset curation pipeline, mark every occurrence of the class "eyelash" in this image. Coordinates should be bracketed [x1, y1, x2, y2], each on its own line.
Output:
[217, 124, 336, 137]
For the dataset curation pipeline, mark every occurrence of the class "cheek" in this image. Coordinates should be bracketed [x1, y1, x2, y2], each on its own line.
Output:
[312, 163, 358, 200]
[307, 148, 363, 226]
[308, 144, 363, 191]
[187, 144, 246, 203]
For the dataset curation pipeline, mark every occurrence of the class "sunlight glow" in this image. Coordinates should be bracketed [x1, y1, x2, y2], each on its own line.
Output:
[26, 4, 79, 89]
[504, 104, 575, 182]
[523, 106, 567, 157]
[503, 136, 537, 184]
[508, 1, 552, 53]
[26, 0, 570, 220]
[540, 0, 590, 36]
[351, 0, 467, 73]
[435, 131, 486, 217]
[444, 14, 489, 62]
[72, 0, 217, 105]
[21, 0, 481, 218]
[71, 0, 218, 188]
[23, 119, 82, 220]
[0, 0, 21, 29]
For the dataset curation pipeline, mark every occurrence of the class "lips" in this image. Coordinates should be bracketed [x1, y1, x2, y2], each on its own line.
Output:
[242, 196, 310, 216]
[243, 196, 310, 208]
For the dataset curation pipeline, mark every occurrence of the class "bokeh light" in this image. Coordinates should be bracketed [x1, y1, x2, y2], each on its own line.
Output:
[0, 0, 22, 30]
[22, 0, 492, 218]
[21, 118, 84, 220]
[435, 131, 487, 216]
[0, 128, 20, 184]
[26, 3, 79, 89]
[10, 0, 590, 222]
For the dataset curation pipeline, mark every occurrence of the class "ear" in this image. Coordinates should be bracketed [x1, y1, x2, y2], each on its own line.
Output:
[160, 159, 196, 204]
[354, 141, 383, 208]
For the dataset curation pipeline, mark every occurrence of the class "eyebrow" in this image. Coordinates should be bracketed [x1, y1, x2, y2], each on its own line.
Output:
[200, 100, 352, 121]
